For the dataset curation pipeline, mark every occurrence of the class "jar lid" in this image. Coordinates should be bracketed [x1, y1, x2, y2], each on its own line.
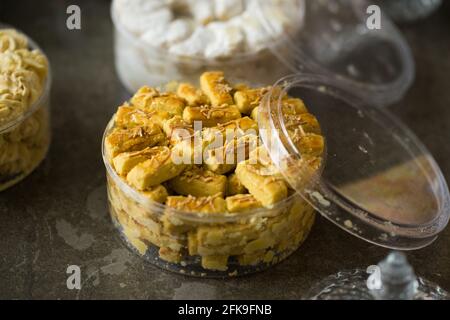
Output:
[254, 0, 415, 106]
[258, 74, 450, 250]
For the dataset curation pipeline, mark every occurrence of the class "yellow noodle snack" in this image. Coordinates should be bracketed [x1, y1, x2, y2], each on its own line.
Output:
[0, 28, 50, 191]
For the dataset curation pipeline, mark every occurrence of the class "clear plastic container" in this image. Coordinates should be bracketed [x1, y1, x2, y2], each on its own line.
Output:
[111, 0, 300, 92]
[0, 26, 51, 192]
[105, 155, 315, 277]
[111, 0, 415, 107]
[102, 71, 449, 277]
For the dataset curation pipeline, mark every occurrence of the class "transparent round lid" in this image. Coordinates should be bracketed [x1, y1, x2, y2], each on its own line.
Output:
[258, 74, 450, 250]
[254, 0, 415, 106]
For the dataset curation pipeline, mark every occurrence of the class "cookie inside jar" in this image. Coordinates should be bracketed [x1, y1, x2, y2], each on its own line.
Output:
[102, 71, 324, 277]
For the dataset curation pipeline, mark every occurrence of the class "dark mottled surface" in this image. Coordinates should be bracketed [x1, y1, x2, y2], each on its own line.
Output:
[0, 0, 449, 299]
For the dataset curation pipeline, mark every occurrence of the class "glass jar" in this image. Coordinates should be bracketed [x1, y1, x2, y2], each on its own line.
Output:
[0, 27, 51, 192]
[110, 0, 302, 92]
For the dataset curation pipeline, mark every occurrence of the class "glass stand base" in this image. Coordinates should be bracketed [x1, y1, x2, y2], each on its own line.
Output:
[307, 269, 449, 300]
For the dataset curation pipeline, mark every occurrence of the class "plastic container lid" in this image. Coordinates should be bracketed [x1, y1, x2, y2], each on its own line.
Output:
[259, 74, 450, 250]
[254, 0, 415, 106]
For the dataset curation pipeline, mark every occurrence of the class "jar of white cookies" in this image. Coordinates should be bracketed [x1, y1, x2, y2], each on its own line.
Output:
[111, 0, 303, 92]
[102, 70, 450, 277]
[111, 0, 415, 107]
[0, 26, 51, 192]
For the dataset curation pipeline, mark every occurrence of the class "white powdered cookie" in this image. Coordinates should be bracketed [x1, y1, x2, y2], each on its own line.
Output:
[204, 22, 245, 59]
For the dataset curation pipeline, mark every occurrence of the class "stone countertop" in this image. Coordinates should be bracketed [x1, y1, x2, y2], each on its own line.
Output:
[0, 0, 449, 299]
